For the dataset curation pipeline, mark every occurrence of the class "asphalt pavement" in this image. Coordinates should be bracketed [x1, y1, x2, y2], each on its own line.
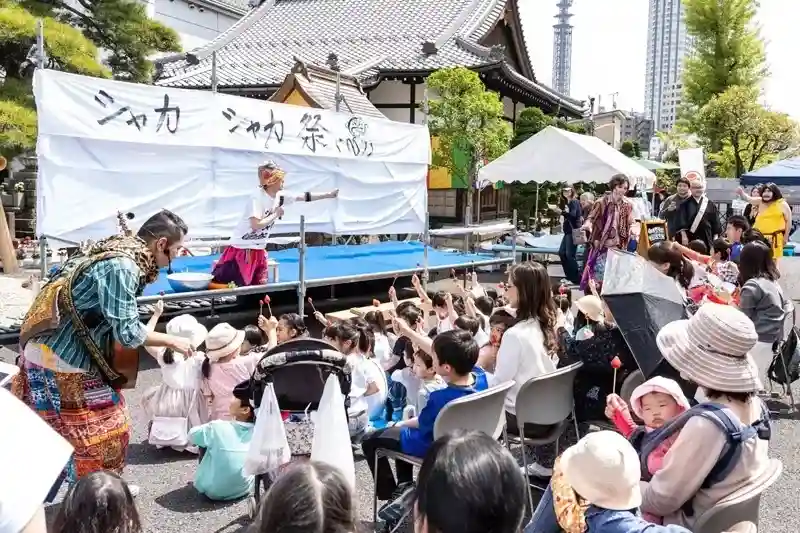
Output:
[3, 260, 800, 532]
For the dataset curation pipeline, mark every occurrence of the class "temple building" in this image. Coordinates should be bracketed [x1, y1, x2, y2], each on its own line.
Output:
[155, 0, 585, 223]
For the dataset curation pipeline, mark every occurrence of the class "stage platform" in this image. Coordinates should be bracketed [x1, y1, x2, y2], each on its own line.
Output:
[143, 241, 499, 297]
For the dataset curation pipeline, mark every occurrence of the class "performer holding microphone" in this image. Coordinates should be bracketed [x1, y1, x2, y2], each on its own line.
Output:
[212, 160, 338, 287]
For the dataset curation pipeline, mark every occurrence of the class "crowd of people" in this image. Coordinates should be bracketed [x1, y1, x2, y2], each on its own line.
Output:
[1, 171, 792, 533]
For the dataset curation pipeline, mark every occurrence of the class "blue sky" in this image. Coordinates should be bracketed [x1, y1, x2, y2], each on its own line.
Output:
[520, 0, 800, 119]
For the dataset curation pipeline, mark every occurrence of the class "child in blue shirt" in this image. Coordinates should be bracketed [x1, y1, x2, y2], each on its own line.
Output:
[189, 380, 254, 501]
[360, 329, 482, 527]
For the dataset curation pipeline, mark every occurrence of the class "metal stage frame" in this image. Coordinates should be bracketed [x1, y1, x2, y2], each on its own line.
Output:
[37, 212, 520, 319]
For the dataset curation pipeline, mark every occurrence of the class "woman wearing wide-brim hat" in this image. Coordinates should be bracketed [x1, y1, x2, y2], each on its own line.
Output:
[640, 302, 771, 528]
[524, 303, 772, 533]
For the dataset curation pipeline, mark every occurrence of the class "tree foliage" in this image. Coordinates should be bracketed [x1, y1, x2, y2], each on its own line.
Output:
[681, 0, 766, 145]
[510, 106, 586, 148]
[0, 0, 180, 158]
[427, 67, 511, 223]
[697, 86, 797, 178]
[619, 140, 641, 158]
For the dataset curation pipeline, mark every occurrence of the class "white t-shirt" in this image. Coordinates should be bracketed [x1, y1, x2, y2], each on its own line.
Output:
[0, 388, 73, 533]
[230, 189, 296, 249]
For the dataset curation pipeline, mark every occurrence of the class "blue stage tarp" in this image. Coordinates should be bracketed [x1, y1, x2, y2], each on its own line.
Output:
[740, 157, 800, 186]
[143, 241, 494, 296]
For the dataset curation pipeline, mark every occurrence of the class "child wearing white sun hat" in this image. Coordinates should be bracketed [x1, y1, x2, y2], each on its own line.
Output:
[200, 323, 260, 421]
[556, 431, 691, 533]
[142, 307, 209, 452]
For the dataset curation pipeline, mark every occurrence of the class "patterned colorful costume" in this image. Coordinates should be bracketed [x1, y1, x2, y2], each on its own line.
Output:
[13, 233, 158, 484]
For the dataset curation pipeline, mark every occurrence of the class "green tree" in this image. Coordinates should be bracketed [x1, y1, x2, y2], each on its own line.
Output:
[60, 0, 180, 82]
[511, 107, 550, 148]
[427, 67, 512, 224]
[619, 140, 635, 158]
[0, 0, 180, 158]
[682, 0, 766, 146]
[697, 85, 797, 178]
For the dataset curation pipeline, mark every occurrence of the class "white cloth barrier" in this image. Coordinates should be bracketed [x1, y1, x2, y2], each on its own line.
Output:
[33, 70, 430, 245]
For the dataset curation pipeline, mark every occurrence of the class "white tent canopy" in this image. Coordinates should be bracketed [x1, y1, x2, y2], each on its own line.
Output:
[478, 126, 656, 190]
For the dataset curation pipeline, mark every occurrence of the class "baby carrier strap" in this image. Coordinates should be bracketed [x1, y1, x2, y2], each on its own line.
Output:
[632, 401, 770, 517]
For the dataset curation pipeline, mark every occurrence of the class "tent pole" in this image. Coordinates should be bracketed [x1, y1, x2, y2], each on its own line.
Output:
[423, 211, 430, 292]
[297, 215, 306, 317]
[534, 183, 540, 231]
[511, 209, 518, 265]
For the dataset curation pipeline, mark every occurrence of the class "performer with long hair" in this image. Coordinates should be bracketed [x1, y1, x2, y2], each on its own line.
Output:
[212, 160, 338, 287]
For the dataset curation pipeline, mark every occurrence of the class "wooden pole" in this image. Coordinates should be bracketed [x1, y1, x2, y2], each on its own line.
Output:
[0, 202, 19, 274]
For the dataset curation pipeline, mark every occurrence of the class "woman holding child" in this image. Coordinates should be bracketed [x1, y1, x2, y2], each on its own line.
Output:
[525, 303, 771, 532]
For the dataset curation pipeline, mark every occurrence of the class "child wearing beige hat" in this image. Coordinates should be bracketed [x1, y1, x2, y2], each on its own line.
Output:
[553, 431, 691, 533]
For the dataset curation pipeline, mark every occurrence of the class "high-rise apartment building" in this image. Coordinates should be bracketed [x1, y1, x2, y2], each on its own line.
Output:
[643, 0, 692, 132]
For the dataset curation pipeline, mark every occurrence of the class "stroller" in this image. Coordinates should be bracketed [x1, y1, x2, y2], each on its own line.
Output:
[246, 337, 352, 503]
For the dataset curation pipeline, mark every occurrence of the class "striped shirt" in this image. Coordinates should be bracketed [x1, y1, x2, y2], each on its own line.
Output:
[32, 257, 148, 372]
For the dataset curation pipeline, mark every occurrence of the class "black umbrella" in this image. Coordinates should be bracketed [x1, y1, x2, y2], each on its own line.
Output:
[601, 249, 688, 381]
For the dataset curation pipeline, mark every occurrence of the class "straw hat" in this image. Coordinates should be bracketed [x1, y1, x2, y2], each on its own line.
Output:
[576, 295, 604, 322]
[165, 315, 207, 349]
[629, 376, 691, 421]
[205, 323, 246, 362]
[560, 431, 642, 511]
[656, 303, 761, 393]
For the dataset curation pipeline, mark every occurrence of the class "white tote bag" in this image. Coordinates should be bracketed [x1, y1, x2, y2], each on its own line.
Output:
[310, 375, 356, 489]
[244, 383, 291, 476]
[148, 391, 198, 447]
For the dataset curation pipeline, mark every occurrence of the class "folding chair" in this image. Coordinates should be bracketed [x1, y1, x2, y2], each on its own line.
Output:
[693, 459, 782, 533]
[372, 381, 514, 532]
[504, 362, 583, 512]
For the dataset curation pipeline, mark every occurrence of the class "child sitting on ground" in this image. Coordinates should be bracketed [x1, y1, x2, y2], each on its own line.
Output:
[605, 376, 691, 524]
[189, 380, 255, 501]
[201, 323, 260, 421]
[361, 329, 484, 530]
[142, 303, 209, 453]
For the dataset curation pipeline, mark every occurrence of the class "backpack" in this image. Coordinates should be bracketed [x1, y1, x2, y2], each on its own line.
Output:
[629, 401, 771, 516]
[768, 325, 800, 386]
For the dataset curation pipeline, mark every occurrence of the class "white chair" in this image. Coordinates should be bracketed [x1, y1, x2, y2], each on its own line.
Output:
[504, 362, 583, 511]
[692, 459, 783, 533]
[372, 381, 515, 530]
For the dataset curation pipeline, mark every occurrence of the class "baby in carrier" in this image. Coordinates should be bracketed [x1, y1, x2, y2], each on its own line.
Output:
[605, 376, 691, 524]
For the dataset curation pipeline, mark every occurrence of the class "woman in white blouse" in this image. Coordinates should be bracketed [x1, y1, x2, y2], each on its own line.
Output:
[492, 261, 559, 476]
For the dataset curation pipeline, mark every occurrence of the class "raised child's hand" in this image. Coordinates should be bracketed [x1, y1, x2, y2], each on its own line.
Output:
[388, 285, 397, 300]
[605, 393, 627, 419]
[314, 311, 328, 325]
[411, 274, 421, 287]
[154, 299, 165, 317]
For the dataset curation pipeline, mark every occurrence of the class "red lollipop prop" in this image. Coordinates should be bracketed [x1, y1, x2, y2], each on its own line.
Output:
[263, 294, 272, 316]
[307, 296, 317, 314]
[610, 356, 622, 393]
[372, 299, 381, 307]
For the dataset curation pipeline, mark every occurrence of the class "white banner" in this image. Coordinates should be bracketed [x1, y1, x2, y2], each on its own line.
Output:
[33, 70, 430, 244]
[678, 147, 705, 185]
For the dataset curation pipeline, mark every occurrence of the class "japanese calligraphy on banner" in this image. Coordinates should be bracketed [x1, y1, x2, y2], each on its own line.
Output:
[34, 70, 430, 163]
[33, 70, 430, 244]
